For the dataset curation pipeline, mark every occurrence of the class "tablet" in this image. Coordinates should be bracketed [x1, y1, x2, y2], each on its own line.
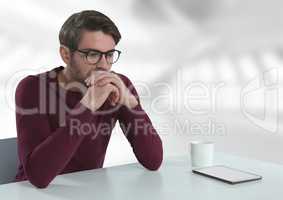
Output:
[192, 165, 262, 184]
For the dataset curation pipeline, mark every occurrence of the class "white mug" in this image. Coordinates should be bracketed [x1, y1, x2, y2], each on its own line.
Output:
[190, 141, 214, 168]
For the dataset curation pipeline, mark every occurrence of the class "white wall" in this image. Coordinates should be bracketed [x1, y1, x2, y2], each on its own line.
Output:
[0, 0, 282, 166]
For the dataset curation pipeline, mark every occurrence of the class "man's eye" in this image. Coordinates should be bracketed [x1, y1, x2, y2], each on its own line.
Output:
[106, 52, 114, 57]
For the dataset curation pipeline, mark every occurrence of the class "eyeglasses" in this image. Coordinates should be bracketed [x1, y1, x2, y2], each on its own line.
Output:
[74, 48, 121, 65]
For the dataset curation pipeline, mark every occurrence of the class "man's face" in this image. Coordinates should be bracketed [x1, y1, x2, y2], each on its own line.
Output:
[68, 30, 116, 82]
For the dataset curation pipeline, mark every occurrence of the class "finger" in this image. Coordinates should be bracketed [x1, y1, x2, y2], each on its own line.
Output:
[85, 71, 96, 85]
[113, 88, 120, 104]
[114, 93, 120, 104]
[93, 71, 119, 85]
[113, 84, 123, 100]
[108, 93, 116, 106]
[87, 74, 109, 86]
[111, 84, 119, 95]
[84, 77, 90, 86]
[85, 78, 92, 87]
[112, 87, 120, 104]
[93, 74, 115, 85]
[112, 92, 120, 105]
[96, 78, 123, 101]
[108, 84, 119, 105]
[97, 77, 116, 87]
[90, 73, 97, 85]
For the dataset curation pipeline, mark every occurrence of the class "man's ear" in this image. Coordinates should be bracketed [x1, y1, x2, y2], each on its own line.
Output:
[59, 45, 71, 64]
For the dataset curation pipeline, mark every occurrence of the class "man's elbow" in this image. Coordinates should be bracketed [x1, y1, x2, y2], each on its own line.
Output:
[27, 173, 52, 189]
[25, 168, 53, 189]
[32, 181, 50, 189]
[142, 146, 163, 171]
[149, 150, 163, 170]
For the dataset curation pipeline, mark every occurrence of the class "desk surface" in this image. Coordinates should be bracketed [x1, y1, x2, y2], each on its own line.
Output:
[0, 153, 282, 200]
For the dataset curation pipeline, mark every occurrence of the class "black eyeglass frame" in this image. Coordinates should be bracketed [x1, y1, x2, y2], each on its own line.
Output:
[72, 48, 122, 65]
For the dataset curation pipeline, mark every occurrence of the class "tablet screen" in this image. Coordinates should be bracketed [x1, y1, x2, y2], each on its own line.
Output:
[192, 165, 262, 184]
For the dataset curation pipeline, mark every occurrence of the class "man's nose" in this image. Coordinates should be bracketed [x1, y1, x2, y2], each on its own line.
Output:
[96, 54, 110, 70]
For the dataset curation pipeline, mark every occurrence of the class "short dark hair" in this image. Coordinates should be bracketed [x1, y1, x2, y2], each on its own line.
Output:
[59, 10, 121, 50]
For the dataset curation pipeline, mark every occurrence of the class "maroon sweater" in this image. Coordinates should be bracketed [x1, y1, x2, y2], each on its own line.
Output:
[15, 66, 163, 188]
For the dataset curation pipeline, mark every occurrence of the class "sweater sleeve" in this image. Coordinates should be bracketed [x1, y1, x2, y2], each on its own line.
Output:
[117, 74, 163, 170]
[15, 75, 95, 188]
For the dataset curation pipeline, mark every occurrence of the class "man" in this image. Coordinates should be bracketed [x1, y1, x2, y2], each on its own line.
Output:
[15, 10, 163, 188]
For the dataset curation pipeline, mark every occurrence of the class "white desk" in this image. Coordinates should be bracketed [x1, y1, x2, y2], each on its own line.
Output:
[0, 153, 282, 200]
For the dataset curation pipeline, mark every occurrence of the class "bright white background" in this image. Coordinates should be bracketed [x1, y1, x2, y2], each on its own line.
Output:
[0, 0, 283, 166]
